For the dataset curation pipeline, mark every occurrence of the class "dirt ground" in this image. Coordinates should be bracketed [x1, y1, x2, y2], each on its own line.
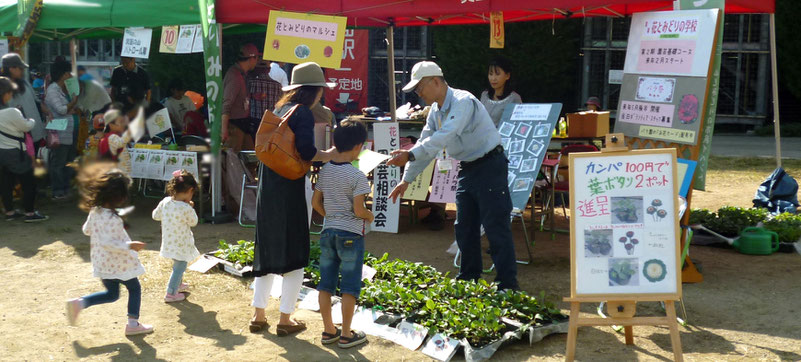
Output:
[1, 157, 800, 361]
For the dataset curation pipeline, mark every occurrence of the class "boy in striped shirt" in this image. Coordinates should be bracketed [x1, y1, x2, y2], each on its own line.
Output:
[312, 119, 373, 348]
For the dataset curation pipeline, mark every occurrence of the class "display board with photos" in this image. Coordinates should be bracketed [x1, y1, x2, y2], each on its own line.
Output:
[569, 148, 680, 299]
[615, 9, 720, 146]
[497, 103, 562, 211]
[129, 148, 199, 182]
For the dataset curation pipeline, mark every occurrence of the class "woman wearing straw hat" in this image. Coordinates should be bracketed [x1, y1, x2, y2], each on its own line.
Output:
[249, 62, 335, 335]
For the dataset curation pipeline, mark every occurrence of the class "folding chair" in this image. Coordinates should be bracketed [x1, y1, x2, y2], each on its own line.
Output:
[237, 151, 260, 228]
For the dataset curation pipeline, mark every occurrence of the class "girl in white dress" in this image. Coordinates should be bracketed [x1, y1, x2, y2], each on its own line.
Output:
[152, 169, 199, 302]
[65, 162, 153, 336]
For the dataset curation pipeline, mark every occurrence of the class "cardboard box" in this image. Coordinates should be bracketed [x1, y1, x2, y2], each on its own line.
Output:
[566, 111, 610, 138]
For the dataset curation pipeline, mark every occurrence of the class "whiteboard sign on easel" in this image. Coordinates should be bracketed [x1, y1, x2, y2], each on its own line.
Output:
[371, 122, 401, 233]
[570, 149, 680, 297]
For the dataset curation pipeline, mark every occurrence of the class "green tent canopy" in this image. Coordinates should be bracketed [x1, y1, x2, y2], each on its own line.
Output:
[0, 0, 202, 36]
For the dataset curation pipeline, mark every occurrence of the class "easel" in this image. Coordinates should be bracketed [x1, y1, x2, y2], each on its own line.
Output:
[564, 138, 683, 361]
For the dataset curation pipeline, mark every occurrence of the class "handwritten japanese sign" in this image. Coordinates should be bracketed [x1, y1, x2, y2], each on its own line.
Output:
[500, 103, 562, 211]
[264, 11, 347, 69]
[570, 149, 680, 298]
[403, 159, 435, 201]
[159, 26, 178, 54]
[121, 27, 153, 59]
[624, 9, 719, 77]
[324, 29, 369, 113]
[371, 123, 401, 233]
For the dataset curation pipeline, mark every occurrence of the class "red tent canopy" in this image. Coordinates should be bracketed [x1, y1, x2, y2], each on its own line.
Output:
[217, 0, 774, 27]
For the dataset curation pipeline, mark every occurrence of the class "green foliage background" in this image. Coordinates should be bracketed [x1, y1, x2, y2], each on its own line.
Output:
[431, 19, 584, 111]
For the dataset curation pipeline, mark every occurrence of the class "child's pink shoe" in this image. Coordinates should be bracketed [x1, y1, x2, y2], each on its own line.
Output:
[177, 283, 189, 293]
[164, 292, 186, 303]
[125, 322, 154, 336]
[66, 298, 83, 326]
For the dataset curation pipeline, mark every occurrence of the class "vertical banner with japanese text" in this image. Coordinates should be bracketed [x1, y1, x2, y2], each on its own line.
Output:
[490, 11, 504, 49]
[324, 29, 369, 114]
[371, 123, 401, 233]
[198, 0, 222, 154]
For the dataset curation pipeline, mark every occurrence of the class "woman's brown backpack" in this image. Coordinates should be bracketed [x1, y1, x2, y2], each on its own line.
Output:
[254, 104, 311, 180]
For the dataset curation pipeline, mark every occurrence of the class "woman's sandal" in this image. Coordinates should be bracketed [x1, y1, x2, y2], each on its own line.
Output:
[338, 330, 367, 348]
[276, 320, 307, 336]
[249, 319, 269, 333]
[321, 328, 341, 345]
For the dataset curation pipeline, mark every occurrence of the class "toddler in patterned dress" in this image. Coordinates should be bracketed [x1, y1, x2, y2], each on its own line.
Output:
[65, 162, 153, 336]
[152, 169, 199, 303]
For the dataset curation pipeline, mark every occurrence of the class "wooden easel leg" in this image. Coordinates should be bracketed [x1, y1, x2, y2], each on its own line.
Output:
[624, 326, 634, 345]
[565, 302, 580, 362]
[664, 300, 684, 362]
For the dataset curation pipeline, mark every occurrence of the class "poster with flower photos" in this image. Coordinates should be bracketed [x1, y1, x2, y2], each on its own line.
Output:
[569, 148, 681, 298]
[497, 103, 562, 211]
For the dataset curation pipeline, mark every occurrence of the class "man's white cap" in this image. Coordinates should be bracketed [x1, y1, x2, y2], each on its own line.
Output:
[402, 61, 443, 93]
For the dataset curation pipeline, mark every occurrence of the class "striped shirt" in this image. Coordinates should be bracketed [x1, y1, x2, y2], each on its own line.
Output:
[315, 161, 372, 235]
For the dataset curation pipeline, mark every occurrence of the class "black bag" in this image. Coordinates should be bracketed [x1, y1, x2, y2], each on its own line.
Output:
[753, 167, 799, 214]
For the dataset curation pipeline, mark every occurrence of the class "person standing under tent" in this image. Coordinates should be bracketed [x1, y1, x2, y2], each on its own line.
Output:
[221, 44, 260, 152]
[479, 56, 522, 128]
[164, 79, 196, 134]
[247, 60, 283, 121]
[387, 61, 519, 291]
[45, 60, 80, 200]
[3, 53, 48, 155]
[110, 57, 151, 104]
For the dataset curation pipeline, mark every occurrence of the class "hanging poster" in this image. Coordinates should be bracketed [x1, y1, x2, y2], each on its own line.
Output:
[570, 149, 680, 298]
[371, 122, 401, 233]
[145, 150, 166, 180]
[403, 159, 435, 201]
[623, 9, 720, 77]
[499, 103, 562, 211]
[159, 26, 178, 54]
[191, 25, 204, 53]
[163, 151, 184, 179]
[130, 149, 147, 178]
[263, 11, 347, 69]
[180, 152, 200, 182]
[176, 25, 197, 54]
[121, 27, 153, 59]
[324, 29, 369, 113]
[428, 159, 459, 203]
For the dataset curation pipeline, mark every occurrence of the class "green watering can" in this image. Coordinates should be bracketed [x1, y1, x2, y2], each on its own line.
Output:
[732, 227, 780, 255]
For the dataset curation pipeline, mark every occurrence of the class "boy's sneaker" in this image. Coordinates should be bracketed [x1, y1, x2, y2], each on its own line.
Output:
[177, 283, 189, 293]
[5, 211, 23, 221]
[66, 298, 83, 326]
[24, 211, 49, 223]
[164, 292, 186, 303]
[125, 322, 154, 336]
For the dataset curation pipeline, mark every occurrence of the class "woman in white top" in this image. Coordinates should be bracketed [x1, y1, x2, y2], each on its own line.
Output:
[0, 76, 47, 222]
[479, 56, 523, 128]
[44, 60, 80, 199]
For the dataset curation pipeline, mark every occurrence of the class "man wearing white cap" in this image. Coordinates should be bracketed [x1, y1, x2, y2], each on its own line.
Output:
[387, 61, 519, 291]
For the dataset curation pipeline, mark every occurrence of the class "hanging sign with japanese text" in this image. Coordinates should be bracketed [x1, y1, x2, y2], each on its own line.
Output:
[569, 148, 680, 298]
[498, 103, 562, 211]
[324, 29, 369, 114]
[371, 123, 401, 233]
[428, 159, 459, 203]
[263, 11, 347, 69]
[490, 11, 504, 49]
[159, 26, 179, 54]
[121, 27, 153, 59]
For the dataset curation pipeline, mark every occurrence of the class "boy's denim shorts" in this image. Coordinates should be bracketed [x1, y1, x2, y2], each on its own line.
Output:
[317, 229, 365, 297]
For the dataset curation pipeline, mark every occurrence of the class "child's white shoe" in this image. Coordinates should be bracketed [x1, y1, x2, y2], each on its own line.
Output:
[177, 283, 189, 293]
[164, 292, 186, 303]
[66, 298, 83, 326]
[125, 322, 154, 336]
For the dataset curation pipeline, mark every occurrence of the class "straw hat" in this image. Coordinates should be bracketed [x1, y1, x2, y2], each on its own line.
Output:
[282, 62, 336, 91]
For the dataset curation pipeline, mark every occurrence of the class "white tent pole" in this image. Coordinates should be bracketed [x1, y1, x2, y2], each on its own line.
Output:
[769, 13, 781, 167]
[387, 24, 397, 121]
